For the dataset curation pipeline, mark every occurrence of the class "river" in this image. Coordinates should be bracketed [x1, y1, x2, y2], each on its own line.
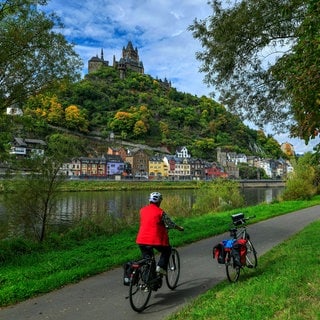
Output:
[0, 187, 284, 239]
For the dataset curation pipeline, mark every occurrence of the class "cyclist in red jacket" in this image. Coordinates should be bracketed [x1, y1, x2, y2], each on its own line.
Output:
[136, 192, 184, 275]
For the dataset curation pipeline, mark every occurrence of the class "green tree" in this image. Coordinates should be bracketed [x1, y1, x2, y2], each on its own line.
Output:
[0, 0, 82, 111]
[238, 163, 268, 180]
[282, 152, 317, 200]
[189, 0, 319, 144]
[4, 134, 83, 242]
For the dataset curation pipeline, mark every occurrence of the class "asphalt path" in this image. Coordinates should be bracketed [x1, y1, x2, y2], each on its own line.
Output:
[1, 206, 319, 320]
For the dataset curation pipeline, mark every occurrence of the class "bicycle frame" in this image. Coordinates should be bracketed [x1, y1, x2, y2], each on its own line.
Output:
[225, 214, 258, 282]
[230, 224, 250, 241]
[128, 247, 180, 312]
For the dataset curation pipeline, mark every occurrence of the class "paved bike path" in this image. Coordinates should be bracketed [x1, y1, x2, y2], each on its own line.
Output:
[1, 207, 319, 320]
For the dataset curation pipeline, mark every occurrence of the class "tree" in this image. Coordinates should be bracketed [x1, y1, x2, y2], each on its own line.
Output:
[65, 105, 89, 132]
[0, 0, 82, 111]
[189, 0, 319, 144]
[282, 152, 316, 200]
[4, 134, 83, 242]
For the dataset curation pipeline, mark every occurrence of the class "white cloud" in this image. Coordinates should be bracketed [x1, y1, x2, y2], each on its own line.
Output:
[44, 0, 317, 153]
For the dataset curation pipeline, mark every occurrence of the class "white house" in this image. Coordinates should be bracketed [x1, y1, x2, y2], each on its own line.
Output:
[175, 146, 191, 158]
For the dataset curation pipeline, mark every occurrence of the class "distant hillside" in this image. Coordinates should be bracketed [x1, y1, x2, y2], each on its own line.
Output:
[17, 66, 284, 161]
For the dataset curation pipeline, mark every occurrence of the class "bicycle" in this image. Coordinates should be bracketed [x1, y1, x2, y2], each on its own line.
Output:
[222, 213, 258, 282]
[128, 247, 180, 312]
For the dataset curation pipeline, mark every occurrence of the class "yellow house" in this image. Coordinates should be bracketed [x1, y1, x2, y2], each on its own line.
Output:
[149, 156, 169, 178]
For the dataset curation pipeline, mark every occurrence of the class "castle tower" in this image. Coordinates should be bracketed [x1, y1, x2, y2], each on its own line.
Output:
[88, 49, 109, 73]
[87, 42, 149, 79]
[115, 41, 144, 75]
[122, 41, 139, 62]
[101, 48, 104, 61]
[118, 58, 126, 80]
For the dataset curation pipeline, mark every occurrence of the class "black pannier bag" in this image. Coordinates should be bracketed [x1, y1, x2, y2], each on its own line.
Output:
[213, 242, 226, 264]
[123, 261, 134, 286]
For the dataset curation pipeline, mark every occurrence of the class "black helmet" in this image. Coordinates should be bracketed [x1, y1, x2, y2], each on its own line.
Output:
[149, 192, 163, 203]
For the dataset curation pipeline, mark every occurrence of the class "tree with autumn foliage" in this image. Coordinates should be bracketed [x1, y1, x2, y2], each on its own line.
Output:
[24, 94, 63, 126]
[65, 105, 89, 132]
[110, 105, 151, 138]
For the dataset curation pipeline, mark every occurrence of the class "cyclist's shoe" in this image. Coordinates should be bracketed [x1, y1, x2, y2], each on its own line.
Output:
[156, 266, 167, 275]
[152, 277, 162, 291]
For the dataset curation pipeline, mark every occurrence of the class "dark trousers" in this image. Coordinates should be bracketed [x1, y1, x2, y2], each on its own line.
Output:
[139, 245, 172, 269]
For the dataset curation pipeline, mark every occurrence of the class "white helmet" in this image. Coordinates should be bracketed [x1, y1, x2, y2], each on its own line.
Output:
[149, 192, 163, 203]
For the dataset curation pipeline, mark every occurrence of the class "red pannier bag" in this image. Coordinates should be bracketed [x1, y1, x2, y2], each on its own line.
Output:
[232, 239, 247, 266]
[213, 242, 225, 264]
[213, 239, 235, 264]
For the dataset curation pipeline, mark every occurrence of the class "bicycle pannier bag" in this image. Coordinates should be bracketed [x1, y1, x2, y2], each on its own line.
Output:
[232, 239, 247, 266]
[238, 239, 247, 265]
[213, 242, 225, 264]
[231, 213, 244, 226]
[213, 239, 234, 264]
[123, 261, 134, 286]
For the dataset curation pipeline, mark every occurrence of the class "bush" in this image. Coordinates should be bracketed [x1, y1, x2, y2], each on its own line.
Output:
[282, 154, 317, 200]
[192, 179, 244, 214]
[282, 177, 316, 200]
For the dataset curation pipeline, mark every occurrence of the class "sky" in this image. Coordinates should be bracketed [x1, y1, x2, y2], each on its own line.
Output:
[44, 0, 318, 154]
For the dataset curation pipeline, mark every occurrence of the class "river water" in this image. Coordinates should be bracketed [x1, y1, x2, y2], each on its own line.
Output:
[0, 187, 284, 239]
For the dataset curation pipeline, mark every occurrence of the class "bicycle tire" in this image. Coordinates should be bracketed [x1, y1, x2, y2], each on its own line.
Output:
[226, 252, 241, 282]
[129, 265, 152, 312]
[166, 248, 180, 289]
[246, 239, 258, 268]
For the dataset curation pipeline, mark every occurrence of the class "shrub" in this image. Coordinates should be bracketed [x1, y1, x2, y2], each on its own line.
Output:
[282, 154, 317, 200]
[192, 179, 244, 214]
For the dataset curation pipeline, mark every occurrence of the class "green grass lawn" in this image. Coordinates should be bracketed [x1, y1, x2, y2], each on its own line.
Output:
[0, 197, 319, 309]
[167, 220, 320, 320]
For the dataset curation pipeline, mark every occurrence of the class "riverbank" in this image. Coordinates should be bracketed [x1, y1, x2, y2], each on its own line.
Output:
[0, 178, 285, 193]
[0, 197, 319, 308]
[62, 179, 285, 192]
[60, 179, 201, 192]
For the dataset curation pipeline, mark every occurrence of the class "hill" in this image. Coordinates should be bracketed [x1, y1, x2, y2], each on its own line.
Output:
[8, 67, 284, 161]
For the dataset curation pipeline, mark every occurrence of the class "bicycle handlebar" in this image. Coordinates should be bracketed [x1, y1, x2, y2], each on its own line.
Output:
[243, 215, 256, 221]
[230, 213, 256, 227]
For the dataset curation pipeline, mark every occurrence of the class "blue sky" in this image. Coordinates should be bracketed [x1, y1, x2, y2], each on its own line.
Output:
[44, 0, 318, 154]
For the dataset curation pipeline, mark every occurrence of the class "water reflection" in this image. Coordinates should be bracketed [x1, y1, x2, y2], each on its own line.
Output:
[0, 187, 283, 239]
[54, 189, 196, 223]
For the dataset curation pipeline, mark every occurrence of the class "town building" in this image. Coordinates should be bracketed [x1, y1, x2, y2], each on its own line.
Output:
[10, 137, 46, 157]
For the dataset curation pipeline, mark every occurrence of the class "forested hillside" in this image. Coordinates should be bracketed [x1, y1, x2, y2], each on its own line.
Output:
[9, 67, 284, 161]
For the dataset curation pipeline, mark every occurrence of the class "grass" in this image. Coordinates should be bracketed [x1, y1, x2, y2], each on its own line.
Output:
[167, 220, 320, 320]
[0, 196, 319, 308]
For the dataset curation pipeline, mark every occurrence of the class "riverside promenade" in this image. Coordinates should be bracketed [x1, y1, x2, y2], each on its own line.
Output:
[0, 206, 319, 320]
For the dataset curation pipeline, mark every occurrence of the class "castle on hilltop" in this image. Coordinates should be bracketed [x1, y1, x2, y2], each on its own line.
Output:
[88, 41, 171, 88]
[88, 41, 144, 79]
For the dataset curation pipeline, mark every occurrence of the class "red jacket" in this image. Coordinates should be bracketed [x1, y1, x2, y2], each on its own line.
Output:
[136, 203, 169, 246]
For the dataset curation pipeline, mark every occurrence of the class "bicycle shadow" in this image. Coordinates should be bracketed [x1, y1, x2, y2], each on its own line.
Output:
[141, 277, 219, 314]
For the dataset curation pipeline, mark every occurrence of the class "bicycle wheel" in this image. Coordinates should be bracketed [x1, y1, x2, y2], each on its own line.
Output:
[226, 252, 241, 282]
[246, 239, 258, 268]
[166, 248, 180, 289]
[129, 265, 152, 312]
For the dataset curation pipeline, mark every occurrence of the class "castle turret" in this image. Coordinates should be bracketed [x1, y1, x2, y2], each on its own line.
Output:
[88, 49, 108, 73]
